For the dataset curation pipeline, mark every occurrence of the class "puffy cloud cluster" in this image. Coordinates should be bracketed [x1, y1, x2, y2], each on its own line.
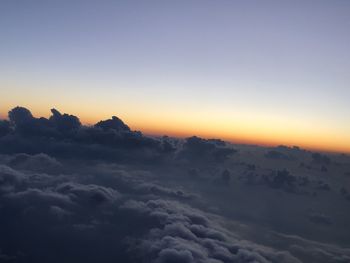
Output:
[275, 233, 350, 263]
[0, 156, 303, 263]
[0, 107, 176, 163]
[122, 199, 300, 263]
[0, 120, 10, 137]
[178, 136, 236, 165]
[0, 164, 25, 194]
[7, 153, 62, 173]
[0, 107, 237, 166]
[264, 150, 291, 161]
[263, 169, 297, 191]
[311, 153, 331, 165]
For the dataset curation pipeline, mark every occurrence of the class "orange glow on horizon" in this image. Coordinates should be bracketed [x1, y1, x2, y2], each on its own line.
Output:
[77, 111, 350, 154]
[136, 126, 350, 154]
[1, 104, 349, 154]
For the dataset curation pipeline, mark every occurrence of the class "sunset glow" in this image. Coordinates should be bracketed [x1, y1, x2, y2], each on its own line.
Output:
[1, 97, 349, 154]
[1, 1, 349, 154]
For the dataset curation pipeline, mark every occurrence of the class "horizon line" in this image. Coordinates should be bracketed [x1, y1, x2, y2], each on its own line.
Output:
[1, 107, 349, 155]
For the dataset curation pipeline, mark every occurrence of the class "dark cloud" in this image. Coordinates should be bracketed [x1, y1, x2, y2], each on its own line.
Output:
[95, 116, 130, 132]
[56, 182, 120, 205]
[264, 169, 296, 191]
[265, 150, 291, 160]
[307, 212, 332, 226]
[132, 182, 194, 200]
[312, 153, 331, 165]
[49, 108, 81, 132]
[0, 107, 174, 164]
[220, 169, 231, 185]
[178, 136, 236, 164]
[316, 181, 331, 191]
[123, 199, 301, 263]
[0, 157, 305, 263]
[0, 164, 25, 194]
[275, 233, 350, 263]
[8, 107, 34, 125]
[0, 249, 16, 263]
[7, 153, 62, 174]
[0, 120, 11, 137]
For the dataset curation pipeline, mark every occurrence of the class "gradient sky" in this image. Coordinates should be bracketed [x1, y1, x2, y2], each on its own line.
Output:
[1, 0, 350, 153]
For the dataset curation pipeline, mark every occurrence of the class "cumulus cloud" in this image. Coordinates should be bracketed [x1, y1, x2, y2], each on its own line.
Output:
[95, 115, 130, 132]
[178, 136, 236, 164]
[0, 107, 174, 163]
[8, 106, 34, 125]
[7, 153, 62, 173]
[1, 157, 305, 263]
[0, 120, 10, 137]
[307, 212, 332, 226]
[265, 150, 291, 160]
[122, 199, 301, 263]
[311, 153, 331, 165]
[49, 108, 81, 132]
[0, 164, 25, 194]
[56, 182, 121, 205]
[274, 233, 350, 263]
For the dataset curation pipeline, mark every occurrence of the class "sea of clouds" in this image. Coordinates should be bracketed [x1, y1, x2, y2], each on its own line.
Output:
[0, 107, 349, 263]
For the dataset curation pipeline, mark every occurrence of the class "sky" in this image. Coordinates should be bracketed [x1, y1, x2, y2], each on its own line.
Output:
[0, 0, 350, 153]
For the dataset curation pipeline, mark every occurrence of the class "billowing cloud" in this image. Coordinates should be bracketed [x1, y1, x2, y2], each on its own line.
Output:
[178, 136, 237, 164]
[0, 107, 175, 163]
[7, 153, 62, 173]
[265, 150, 291, 160]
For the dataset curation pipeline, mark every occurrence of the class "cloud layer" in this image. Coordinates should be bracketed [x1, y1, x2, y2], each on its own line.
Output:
[1, 107, 350, 263]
